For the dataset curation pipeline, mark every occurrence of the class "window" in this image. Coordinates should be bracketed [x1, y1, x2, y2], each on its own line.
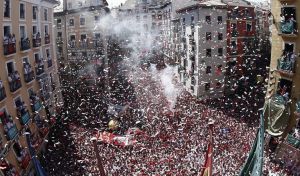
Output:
[69, 19, 74, 26]
[206, 32, 211, 41]
[191, 16, 194, 23]
[4, 26, 11, 37]
[95, 16, 99, 21]
[206, 49, 212, 57]
[218, 33, 223, 40]
[4, 0, 10, 18]
[44, 9, 48, 21]
[44, 25, 49, 35]
[32, 26, 37, 35]
[6, 61, 15, 74]
[205, 83, 211, 91]
[217, 16, 222, 24]
[20, 3, 25, 19]
[80, 17, 85, 26]
[20, 26, 26, 39]
[33, 6, 38, 20]
[68, 2, 72, 9]
[231, 40, 237, 53]
[206, 66, 212, 74]
[206, 16, 211, 24]
[182, 18, 185, 25]
[246, 22, 252, 32]
[57, 19, 62, 28]
[57, 32, 62, 38]
[218, 48, 223, 56]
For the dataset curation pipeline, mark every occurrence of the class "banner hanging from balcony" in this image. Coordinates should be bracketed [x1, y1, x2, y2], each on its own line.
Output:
[25, 133, 47, 176]
[263, 94, 290, 136]
[239, 113, 264, 176]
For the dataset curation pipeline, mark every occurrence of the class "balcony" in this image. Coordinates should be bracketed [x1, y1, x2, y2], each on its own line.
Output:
[45, 34, 50, 44]
[32, 34, 41, 47]
[287, 134, 300, 149]
[56, 37, 63, 44]
[35, 62, 45, 76]
[8, 72, 22, 92]
[93, 39, 102, 47]
[19, 110, 30, 125]
[6, 124, 18, 140]
[24, 63, 35, 83]
[3, 35, 16, 55]
[20, 38, 31, 51]
[41, 92, 50, 101]
[0, 86, 6, 101]
[189, 39, 195, 45]
[231, 29, 238, 37]
[79, 41, 89, 49]
[68, 40, 76, 49]
[32, 101, 42, 112]
[279, 21, 298, 37]
[47, 59, 53, 68]
[276, 55, 295, 77]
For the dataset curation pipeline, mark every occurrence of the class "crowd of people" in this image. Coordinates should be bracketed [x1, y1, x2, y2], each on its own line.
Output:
[41, 61, 298, 175]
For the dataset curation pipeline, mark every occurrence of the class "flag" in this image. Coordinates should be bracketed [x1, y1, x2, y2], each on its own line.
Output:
[199, 142, 213, 176]
[239, 113, 264, 176]
[25, 133, 48, 176]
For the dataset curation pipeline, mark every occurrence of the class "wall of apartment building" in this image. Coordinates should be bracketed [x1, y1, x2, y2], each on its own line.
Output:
[225, 5, 256, 94]
[270, 0, 300, 134]
[0, 0, 61, 174]
[178, 6, 227, 99]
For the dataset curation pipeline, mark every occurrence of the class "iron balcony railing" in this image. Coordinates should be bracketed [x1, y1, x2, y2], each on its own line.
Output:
[3, 35, 16, 55]
[8, 72, 22, 92]
[279, 21, 298, 35]
[20, 38, 31, 51]
[0, 86, 6, 101]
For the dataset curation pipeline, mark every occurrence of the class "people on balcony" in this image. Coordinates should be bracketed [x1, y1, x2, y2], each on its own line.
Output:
[8, 71, 21, 92]
[24, 63, 33, 82]
[278, 50, 296, 72]
[3, 34, 16, 55]
[280, 14, 297, 34]
[0, 80, 5, 100]
[1, 113, 15, 135]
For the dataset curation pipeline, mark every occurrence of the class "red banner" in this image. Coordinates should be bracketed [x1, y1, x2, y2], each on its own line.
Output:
[199, 142, 213, 176]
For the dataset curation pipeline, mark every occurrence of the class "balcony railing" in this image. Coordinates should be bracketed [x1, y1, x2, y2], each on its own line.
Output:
[32, 35, 41, 47]
[20, 38, 31, 51]
[8, 72, 22, 92]
[36, 62, 45, 76]
[277, 56, 295, 74]
[32, 101, 42, 112]
[6, 124, 18, 140]
[56, 37, 63, 44]
[3, 35, 16, 55]
[279, 21, 298, 36]
[47, 59, 53, 68]
[79, 41, 89, 48]
[93, 39, 102, 47]
[287, 134, 300, 149]
[0, 86, 6, 101]
[232, 29, 238, 37]
[20, 111, 30, 125]
[45, 34, 50, 44]
[68, 40, 76, 48]
[24, 70, 34, 83]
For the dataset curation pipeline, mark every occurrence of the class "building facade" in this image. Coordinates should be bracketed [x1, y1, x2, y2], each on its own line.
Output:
[223, 0, 257, 96]
[0, 0, 62, 175]
[54, 0, 109, 87]
[266, 0, 300, 169]
[176, 0, 227, 99]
